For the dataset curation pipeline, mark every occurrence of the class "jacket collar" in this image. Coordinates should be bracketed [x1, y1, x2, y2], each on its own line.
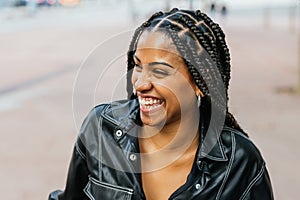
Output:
[101, 99, 228, 162]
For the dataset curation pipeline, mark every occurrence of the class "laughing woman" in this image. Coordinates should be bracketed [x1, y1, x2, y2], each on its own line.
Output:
[49, 9, 274, 200]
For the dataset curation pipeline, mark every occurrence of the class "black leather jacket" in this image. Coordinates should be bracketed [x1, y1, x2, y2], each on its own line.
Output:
[49, 99, 273, 200]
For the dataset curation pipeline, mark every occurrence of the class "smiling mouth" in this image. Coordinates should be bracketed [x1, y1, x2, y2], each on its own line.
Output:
[138, 96, 164, 112]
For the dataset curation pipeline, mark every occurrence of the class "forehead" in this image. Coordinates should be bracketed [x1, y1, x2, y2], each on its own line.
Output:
[136, 31, 179, 56]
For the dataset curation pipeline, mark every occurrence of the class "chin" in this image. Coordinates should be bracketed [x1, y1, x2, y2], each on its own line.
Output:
[140, 110, 167, 127]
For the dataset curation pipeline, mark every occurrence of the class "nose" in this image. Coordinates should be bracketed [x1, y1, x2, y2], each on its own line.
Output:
[134, 72, 152, 92]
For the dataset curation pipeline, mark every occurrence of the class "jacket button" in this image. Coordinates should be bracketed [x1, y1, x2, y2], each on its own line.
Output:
[195, 183, 201, 190]
[115, 130, 123, 137]
[129, 154, 137, 161]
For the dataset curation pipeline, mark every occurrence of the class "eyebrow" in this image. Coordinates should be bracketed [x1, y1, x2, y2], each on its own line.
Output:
[133, 55, 174, 69]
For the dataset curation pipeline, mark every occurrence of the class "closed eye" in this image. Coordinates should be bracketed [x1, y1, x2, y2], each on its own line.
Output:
[152, 68, 169, 76]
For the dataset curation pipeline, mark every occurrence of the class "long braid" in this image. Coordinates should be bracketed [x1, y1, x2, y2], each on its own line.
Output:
[177, 10, 243, 133]
[197, 11, 231, 91]
[196, 11, 244, 133]
[186, 12, 227, 97]
[174, 13, 227, 116]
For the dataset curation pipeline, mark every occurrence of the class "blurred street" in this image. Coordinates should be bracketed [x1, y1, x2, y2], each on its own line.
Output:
[0, 0, 299, 199]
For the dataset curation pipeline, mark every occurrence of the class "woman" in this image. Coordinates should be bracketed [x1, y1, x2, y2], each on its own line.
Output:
[49, 9, 273, 200]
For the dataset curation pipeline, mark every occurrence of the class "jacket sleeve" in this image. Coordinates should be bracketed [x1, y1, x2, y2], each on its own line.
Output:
[240, 164, 274, 200]
[48, 106, 104, 200]
[48, 140, 90, 200]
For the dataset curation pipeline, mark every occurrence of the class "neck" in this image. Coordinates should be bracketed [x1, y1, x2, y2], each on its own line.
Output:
[139, 107, 200, 152]
[138, 108, 200, 172]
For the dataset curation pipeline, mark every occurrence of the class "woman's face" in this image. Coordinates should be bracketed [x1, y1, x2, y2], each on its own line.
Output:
[131, 31, 201, 126]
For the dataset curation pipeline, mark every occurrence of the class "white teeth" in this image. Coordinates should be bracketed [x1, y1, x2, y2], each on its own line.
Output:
[138, 97, 163, 107]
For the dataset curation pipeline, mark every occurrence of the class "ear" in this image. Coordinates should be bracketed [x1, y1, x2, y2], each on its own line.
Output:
[195, 87, 204, 97]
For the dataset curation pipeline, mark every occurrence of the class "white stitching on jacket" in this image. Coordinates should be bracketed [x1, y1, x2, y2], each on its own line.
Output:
[83, 177, 134, 200]
[83, 181, 95, 200]
[98, 111, 104, 181]
[239, 164, 265, 200]
[216, 132, 236, 199]
[89, 177, 134, 194]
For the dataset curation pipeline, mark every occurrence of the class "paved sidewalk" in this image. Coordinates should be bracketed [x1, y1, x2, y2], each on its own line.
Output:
[0, 3, 299, 199]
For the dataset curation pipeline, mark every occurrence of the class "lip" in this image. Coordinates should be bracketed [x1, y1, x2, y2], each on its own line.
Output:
[137, 93, 160, 98]
[137, 94, 165, 113]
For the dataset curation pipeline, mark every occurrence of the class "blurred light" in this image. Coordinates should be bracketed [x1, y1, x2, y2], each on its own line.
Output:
[36, 0, 44, 3]
[58, 0, 79, 6]
[47, 0, 57, 5]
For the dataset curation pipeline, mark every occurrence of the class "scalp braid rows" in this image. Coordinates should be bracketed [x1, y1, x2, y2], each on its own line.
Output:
[127, 9, 245, 134]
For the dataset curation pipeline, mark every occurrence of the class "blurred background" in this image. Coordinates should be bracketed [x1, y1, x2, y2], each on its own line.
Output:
[0, 0, 299, 199]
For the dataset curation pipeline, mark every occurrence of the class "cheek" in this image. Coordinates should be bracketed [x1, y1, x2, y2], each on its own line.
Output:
[167, 75, 195, 97]
[162, 80, 196, 108]
[177, 84, 195, 103]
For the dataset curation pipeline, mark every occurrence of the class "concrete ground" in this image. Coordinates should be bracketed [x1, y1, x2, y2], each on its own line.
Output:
[0, 2, 299, 199]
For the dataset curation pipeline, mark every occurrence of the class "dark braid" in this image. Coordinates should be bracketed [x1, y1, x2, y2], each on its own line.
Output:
[197, 11, 231, 90]
[167, 26, 209, 96]
[127, 26, 143, 99]
[126, 16, 156, 99]
[176, 15, 221, 92]
[185, 12, 227, 97]
[196, 11, 243, 133]
[126, 9, 246, 135]
[173, 13, 227, 118]
[177, 10, 243, 133]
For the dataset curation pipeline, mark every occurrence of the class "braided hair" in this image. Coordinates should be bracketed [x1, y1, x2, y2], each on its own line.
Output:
[126, 9, 246, 135]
